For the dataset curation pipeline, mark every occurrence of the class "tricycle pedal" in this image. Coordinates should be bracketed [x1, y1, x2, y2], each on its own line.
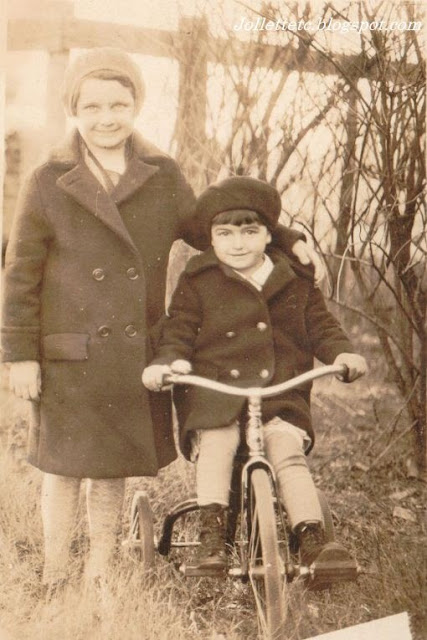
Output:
[179, 563, 227, 577]
[309, 558, 360, 585]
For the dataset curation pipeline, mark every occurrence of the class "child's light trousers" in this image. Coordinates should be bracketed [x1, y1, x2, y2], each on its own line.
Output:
[195, 417, 323, 530]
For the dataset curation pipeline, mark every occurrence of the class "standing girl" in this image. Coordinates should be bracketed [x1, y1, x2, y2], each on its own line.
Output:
[2, 47, 321, 592]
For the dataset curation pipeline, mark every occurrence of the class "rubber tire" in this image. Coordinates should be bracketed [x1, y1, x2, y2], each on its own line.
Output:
[130, 491, 156, 570]
[316, 489, 335, 541]
[248, 468, 287, 640]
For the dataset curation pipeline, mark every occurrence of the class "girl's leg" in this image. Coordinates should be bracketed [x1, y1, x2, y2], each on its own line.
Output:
[193, 423, 240, 570]
[85, 477, 126, 581]
[263, 418, 323, 529]
[196, 423, 240, 506]
[41, 473, 81, 584]
[264, 418, 353, 571]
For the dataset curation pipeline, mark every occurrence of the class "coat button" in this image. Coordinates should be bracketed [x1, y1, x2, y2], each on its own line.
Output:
[230, 369, 240, 379]
[257, 322, 268, 332]
[92, 268, 105, 281]
[226, 331, 236, 338]
[259, 369, 270, 379]
[126, 267, 139, 280]
[125, 324, 137, 337]
[98, 325, 111, 337]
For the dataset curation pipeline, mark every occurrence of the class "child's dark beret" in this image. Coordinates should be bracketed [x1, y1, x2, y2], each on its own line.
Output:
[195, 176, 282, 233]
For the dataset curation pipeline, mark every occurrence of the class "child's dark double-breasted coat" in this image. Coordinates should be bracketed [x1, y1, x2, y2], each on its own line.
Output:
[151, 248, 355, 458]
[2, 131, 201, 478]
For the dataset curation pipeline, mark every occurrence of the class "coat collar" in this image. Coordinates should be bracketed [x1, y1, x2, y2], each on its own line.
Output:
[52, 130, 164, 254]
[185, 246, 303, 299]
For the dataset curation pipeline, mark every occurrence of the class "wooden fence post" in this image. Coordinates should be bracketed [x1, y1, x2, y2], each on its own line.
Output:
[174, 15, 208, 192]
[44, 2, 74, 146]
[166, 15, 210, 300]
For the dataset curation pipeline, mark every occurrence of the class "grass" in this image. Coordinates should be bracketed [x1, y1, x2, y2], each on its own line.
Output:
[0, 346, 426, 640]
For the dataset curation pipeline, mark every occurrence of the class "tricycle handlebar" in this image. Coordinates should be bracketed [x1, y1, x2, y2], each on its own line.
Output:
[164, 364, 348, 398]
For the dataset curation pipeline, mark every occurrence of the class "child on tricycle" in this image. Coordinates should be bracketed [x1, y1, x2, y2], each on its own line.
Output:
[143, 176, 367, 576]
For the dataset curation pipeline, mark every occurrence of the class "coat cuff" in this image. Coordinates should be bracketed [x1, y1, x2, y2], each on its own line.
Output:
[317, 342, 356, 364]
[1, 331, 40, 363]
[148, 355, 177, 366]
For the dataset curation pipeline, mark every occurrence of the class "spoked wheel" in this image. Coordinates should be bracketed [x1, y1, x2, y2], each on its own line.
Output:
[247, 468, 286, 639]
[129, 490, 156, 570]
[317, 489, 335, 541]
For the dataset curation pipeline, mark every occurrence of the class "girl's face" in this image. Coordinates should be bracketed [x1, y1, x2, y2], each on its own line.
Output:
[211, 222, 272, 277]
[75, 77, 136, 151]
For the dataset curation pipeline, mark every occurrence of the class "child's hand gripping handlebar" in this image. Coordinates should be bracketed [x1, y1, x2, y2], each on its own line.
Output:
[162, 364, 351, 397]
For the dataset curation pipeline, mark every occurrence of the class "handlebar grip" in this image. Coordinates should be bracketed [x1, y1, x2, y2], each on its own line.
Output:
[163, 373, 174, 385]
[339, 364, 350, 382]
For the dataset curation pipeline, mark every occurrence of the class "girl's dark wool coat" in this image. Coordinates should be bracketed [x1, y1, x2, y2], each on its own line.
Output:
[152, 248, 355, 459]
[2, 131, 203, 478]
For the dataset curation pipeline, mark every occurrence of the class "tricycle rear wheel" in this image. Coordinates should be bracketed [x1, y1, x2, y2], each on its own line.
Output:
[130, 491, 156, 570]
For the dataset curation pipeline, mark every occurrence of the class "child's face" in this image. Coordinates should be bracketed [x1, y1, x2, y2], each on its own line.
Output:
[211, 222, 272, 277]
[75, 78, 136, 151]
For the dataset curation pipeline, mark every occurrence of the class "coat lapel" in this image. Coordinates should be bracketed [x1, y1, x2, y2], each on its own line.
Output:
[57, 163, 139, 255]
[262, 257, 298, 300]
[186, 247, 299, 300]
[52, 131, 163, 255]
[112, 156, 159, 205]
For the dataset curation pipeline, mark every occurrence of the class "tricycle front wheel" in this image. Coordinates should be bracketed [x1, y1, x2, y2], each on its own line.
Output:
[247, 468, 287, 639]
[317, 489, 335, 541]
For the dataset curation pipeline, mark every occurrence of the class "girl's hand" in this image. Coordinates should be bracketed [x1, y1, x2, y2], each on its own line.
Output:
[170, 359, 192, 374]
[292, 240, 325, 286]
[142, 364, 171, 391]
[334, 353, 368, 382]
[9, 361, 41, 401]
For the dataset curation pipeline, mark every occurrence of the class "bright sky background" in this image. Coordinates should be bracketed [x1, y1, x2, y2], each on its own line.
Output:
[4, 0, 424, 244]
[6, 0, 371, 149]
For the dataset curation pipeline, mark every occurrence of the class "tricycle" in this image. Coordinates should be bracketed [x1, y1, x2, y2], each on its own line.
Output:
[127, 364, 360, 639]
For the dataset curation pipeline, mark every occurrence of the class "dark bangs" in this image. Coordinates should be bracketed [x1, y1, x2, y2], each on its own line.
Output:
[212, 209, 267, 228]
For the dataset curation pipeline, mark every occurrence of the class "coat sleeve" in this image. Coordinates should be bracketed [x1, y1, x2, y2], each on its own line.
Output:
[149, 272, 202, 365]
[270, 224, 305, 256]
[1, 171, 53, 362]
[305, 285, 355, 364]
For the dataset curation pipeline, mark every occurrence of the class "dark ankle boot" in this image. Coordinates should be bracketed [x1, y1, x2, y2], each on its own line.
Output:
[193, 504, 228, 571]
[296, 521, 351, 566]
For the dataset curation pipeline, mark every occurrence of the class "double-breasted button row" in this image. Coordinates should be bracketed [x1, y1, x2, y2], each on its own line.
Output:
[229, 368, 270, 379]
[92, 267, 139, 281]
[225, 323, 268, 339]
[97, 325, 138, 338]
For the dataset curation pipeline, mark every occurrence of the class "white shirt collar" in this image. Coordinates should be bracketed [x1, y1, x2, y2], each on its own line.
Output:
[233, 254, 274, 291]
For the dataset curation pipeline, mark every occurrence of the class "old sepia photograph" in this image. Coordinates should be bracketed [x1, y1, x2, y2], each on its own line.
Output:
[1, 1, 425, 638]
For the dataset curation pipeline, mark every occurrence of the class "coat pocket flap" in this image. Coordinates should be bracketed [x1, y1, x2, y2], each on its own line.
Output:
[42, 333, 89, 360]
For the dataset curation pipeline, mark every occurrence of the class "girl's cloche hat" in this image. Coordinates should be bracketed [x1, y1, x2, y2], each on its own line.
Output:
[62, 47, 145, 116]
